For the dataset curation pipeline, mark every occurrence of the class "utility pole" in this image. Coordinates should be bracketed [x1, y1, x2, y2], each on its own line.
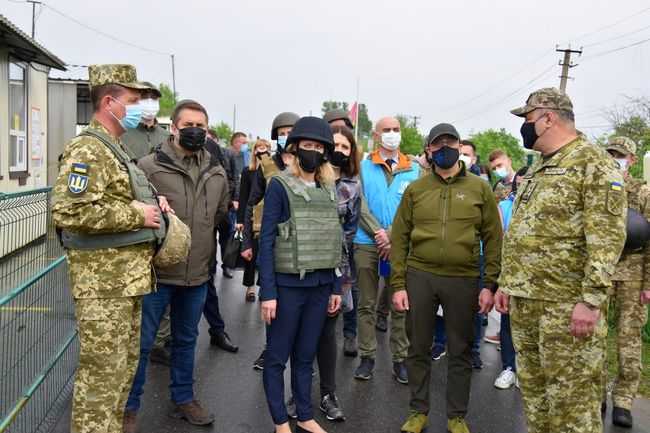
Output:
[26, 0, 41, 39]
[556, 46, 582, 91]
[410, 115, 420, 129]
[170, 54, 177, 104]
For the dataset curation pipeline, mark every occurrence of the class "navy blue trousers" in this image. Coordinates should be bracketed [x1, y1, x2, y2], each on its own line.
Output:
[263, 284, 331, 424]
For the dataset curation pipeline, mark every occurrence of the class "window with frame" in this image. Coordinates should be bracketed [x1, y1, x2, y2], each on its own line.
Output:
[9, 59, 28, 174]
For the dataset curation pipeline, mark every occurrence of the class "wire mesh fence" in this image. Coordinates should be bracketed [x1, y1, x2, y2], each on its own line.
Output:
[0, 188, 78, 433]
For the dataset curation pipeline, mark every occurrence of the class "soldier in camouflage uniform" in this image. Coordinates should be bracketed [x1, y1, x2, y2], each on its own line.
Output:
[52, 64, 168, 433]
[602, 136, 650, 427]
[494, 88, 627, 433]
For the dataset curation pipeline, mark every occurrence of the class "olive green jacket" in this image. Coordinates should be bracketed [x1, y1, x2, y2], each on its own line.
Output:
[390, 163, 502, 292]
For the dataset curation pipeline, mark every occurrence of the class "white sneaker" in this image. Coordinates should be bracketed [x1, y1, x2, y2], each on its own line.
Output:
[494, 368, 517, 389]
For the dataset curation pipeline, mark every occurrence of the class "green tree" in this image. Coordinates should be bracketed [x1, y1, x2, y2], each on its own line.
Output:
[468, 128, 528, 169]
[396, 114, 425, 156]
[158, 83, 177, 117]
[210, 121, 233, 145]
[321, 100, 349, 114]
[357, 103, 372, 137]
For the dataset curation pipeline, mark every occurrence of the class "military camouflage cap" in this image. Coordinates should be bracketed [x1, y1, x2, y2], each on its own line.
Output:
[153, 212, 191, 269]
[607, 136, 637, 157]
[88, 64, 149, 90]
[140, 81, 162, 98]
[510, 87, 574, 117]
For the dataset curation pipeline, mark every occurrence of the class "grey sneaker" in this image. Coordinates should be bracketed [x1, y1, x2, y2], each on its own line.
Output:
[343, 335, 358, 357]
[354, 357, 375, 380]
[392, 361, 408, 384]
[319, 394, 345, 422]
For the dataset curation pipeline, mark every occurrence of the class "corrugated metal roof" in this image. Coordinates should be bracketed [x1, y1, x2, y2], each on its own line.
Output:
[0, 14, 66, 71]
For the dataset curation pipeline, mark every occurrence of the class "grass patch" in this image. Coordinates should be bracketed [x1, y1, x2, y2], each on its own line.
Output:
[606, 333, 650, 398]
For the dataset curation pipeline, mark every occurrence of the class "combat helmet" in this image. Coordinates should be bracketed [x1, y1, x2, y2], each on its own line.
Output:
[271, 112, 300, 140]
[323, 108, 353, 129]
[153, 212, 191, 268]
[286, 116, 334, 159]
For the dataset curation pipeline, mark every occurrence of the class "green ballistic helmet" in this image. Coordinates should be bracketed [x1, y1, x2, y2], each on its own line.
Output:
[271, 112, 300, 140]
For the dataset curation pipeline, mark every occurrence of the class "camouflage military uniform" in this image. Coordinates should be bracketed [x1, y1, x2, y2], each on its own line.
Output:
[602, 161, 650, 410]
[492, 180, 512, 202]
[499, 135, 626, 433]
[52, 65, 153, 433]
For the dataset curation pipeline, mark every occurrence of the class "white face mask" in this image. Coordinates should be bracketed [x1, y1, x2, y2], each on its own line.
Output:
[615, 158, 628, 171]
[459, 154, 472, 167]
[380, 131, 401, 151]
[495, 167, 510, 180]
[139, 98, 160, 120]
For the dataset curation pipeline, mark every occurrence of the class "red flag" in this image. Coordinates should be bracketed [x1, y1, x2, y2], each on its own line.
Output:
[349, 102, 358, 126]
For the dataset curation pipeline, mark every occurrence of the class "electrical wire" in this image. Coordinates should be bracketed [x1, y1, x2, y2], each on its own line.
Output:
[561, 5, 650, 45]
[41, 3, 172, 56]
[583, 23, 650, 48]
[582, 37, 650, 62]
[448, 64, 557, 125]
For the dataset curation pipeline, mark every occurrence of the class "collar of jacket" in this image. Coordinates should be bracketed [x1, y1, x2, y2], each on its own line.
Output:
[272, 151, 286, 171]
[533, 134, 585, 172]
[431, 161, 467, 183]
[155, 136, 220, 176]
[370, 149, 412, 173]
[137, 121, 160, 132]
[339, 171, 359, 184]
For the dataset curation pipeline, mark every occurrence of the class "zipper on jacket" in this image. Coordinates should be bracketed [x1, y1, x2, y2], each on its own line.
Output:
[204, 188, 208, 216]
[439, 184, 449, 266]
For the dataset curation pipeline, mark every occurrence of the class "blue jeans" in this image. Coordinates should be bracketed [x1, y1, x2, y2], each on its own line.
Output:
[432, 311, 483, 355]
[342, 250, 358, 337]
[126, 282, 208, 410]
[500, 313, 516, 371]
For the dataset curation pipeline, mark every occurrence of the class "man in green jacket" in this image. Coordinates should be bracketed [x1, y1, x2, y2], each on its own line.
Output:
[391, 123, 502, 433]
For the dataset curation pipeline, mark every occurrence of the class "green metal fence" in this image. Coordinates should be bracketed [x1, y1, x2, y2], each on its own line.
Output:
[0, 187, 78, 433]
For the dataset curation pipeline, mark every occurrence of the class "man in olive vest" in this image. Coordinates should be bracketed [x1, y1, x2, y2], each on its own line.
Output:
[52, 64, 166, 433]
[602, 136, 650, 428]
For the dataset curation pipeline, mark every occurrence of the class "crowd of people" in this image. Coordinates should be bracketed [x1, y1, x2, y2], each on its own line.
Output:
[51, 63, 650, 433]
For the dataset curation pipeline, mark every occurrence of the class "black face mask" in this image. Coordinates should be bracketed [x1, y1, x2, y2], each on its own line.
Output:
[255, 151, 270, 159]
[520, 122, 539, 150]
[329, 151, 350, 168]
[178, 127, 206, 152]
[296, 148, 326, 173]
[432, 146, 459, 169]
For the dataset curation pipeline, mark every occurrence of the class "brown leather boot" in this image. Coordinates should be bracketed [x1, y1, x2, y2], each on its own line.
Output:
[122, 410, 139, 433]
[167, 400, 215, 425]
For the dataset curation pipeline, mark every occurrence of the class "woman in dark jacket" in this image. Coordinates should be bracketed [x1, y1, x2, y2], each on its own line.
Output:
[236, 139, 271, 302]
[259, 117, 342, 433]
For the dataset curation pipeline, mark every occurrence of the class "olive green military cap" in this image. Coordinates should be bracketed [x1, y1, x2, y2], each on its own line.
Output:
[607, 136, 637, 157]
[140, 81, 162, 98]
[510, 87, 574, 117]
[88, 64, 149, 90]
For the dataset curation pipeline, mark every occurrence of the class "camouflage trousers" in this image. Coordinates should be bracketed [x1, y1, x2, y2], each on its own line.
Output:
[602, 280, 648, 410]
[511, 297, 607, 433]
[72, 296, 142, 433]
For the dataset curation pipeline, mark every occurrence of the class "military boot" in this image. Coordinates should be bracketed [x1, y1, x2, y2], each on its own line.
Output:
[167, 400, 215, 425]
[122, 410, 139, 433]
[400, 410, 428, 433]
[447, 416, 470, 433]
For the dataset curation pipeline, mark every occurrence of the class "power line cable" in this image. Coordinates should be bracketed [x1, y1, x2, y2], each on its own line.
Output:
[582, 37, 650, 61]
[41, 3, 172, 56]
[583, 23, 650, 48]
[561, 5, 650, 45]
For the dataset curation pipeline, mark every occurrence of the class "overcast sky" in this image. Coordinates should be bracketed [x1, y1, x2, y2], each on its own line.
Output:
[3, 0, 650, 142]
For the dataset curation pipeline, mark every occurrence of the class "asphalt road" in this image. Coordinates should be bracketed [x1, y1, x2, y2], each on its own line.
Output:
[53, 268, 650, 433]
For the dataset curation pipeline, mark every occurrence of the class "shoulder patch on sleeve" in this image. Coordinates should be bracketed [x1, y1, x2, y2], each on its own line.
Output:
[68, 162, 89, 194]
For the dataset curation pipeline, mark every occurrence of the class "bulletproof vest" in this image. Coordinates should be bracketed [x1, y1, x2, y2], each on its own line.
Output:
[273, 172, 341, 279]
[60, 128, 166, 250]
[252, 154, 281, 236]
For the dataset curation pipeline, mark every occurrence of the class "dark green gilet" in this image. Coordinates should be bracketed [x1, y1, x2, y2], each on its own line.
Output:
[273, 171, 341, 279]
[60, 128, 166, 250]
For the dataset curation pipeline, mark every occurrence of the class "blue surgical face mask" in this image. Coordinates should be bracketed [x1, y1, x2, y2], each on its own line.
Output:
[109, 97, 142, 130]
[495, 167, 510, 180]
[277, 135, 288, 150]
[241, 144, 249, 153]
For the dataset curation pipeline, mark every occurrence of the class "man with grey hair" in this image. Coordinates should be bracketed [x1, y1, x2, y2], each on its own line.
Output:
[352, 116, 420, 384]
[495, 87, 627, 433]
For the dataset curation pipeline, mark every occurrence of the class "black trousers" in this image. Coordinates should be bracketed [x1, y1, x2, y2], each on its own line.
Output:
[316, 314, 339, 397]
[242, 238, 259, 287]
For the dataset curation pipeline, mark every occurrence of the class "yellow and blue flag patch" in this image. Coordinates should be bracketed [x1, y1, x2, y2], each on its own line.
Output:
[68, 163, 89, 194]
[611, 182, 623, 191]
